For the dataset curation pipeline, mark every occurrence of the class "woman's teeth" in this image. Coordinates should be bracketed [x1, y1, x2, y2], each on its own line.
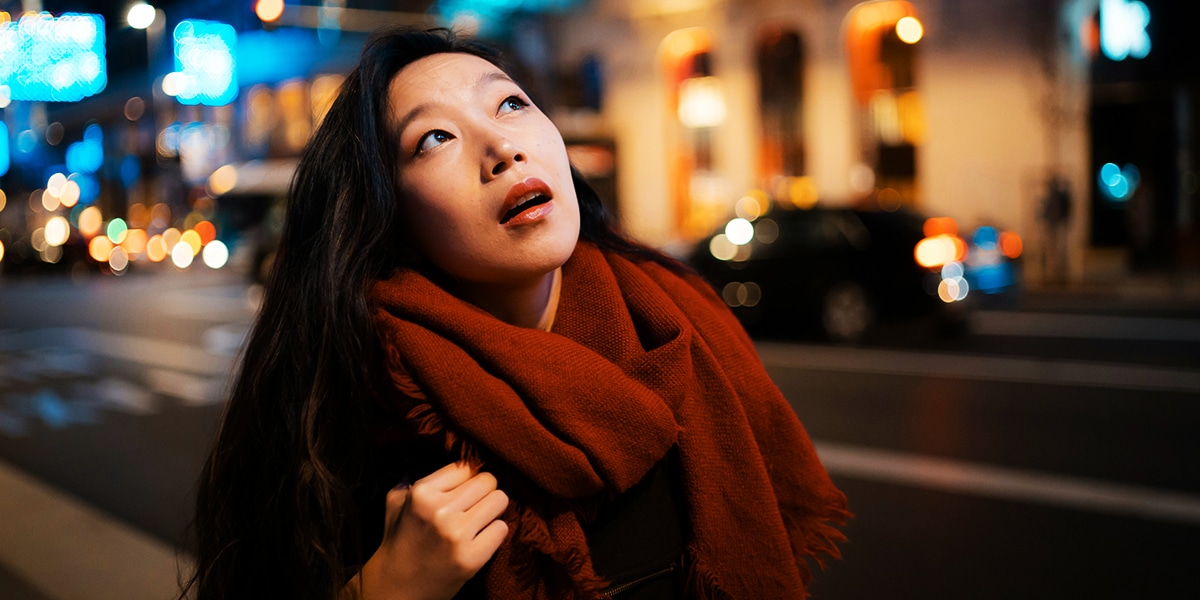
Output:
[501, 194, 550, 224]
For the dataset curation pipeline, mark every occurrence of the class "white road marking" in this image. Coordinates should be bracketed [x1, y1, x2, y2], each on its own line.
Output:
[0, 328, 232, 376]
[756, 341, 1200, 394]
[816, 441, 1200, 525]
[972, 310, 1200, 342]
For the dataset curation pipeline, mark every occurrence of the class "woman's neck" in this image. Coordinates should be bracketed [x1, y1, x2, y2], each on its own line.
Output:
[454, 267, 562, 331]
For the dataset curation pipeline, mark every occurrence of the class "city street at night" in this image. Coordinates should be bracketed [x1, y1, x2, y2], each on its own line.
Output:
[1, 269, 1197, 599]
[5, 0, 1200, 598]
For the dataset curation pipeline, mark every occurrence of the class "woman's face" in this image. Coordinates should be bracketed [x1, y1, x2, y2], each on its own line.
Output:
[387, 52, 580, 287]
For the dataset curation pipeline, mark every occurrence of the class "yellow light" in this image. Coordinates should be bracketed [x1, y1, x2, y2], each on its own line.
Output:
[207, 164, 238, 196]
[896, 16, 924, 44]
[914, 234, 957, 268]
[181, 229, 202, 255]
[677, 76, 726, 129]
[0, 240, 5, 263]
[44, 216, 71, 247]
[255, 0, 284, 22]
[89, 236, 114, 262]
[0, 188, 7, 212]
[171, 241, 195, 268]
[78, 206, 103, 237]
[923, 217, 957, 238]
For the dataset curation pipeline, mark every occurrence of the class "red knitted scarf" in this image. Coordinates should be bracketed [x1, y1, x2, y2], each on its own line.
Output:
[369, 242, 849, 599]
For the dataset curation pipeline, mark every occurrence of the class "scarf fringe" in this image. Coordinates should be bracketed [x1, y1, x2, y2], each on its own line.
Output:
[680, 546, 732, 600]
[785, 508, 853, 585]
[507, 504, 610, 599]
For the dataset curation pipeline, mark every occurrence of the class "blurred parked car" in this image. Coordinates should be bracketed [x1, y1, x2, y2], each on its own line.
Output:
[688, 201, 1021, 343]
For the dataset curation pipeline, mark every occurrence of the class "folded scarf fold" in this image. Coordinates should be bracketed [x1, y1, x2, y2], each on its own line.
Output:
[370, 242, 848, 599]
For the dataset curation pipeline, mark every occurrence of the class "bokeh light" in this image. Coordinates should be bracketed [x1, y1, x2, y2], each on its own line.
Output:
[180, 229, 202, 255]
[207, 164, 237, 196]
[44, 216, 70, 246]
[108, 246, 129, 273]
[896, 16, 923, 44]
[194, 220, 217, 244]
[127, 3, 156, 30]
[107, 217, 129, 244]
[709, 234, 736, 261]
[121, 228, 148, 255]
[162, 227, 182, 249]
[255, 0, 285, 22]
[725, 218, 754, 246]
[202, 240, 229, 269]
[0, 12, 108, 102]
[78, 206, 102, 237]
[170, 20, 238, 106]
[146, 234, 168, 262]
[88, 235, 113, 261]
[171, 240, 194, 268]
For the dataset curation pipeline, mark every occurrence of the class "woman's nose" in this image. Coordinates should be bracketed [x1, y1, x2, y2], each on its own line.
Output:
[484, 138, 526, 180]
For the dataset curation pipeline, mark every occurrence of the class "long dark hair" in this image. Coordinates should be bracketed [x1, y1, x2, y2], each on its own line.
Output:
[185, 27, 670, 599]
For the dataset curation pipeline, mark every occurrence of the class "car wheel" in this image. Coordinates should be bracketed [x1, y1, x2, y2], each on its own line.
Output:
[822, 281, 874, 343]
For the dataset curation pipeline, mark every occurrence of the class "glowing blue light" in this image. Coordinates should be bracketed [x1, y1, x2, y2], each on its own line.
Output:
[65, 123, 104, 174]
[972, 226, 999, 251]
[1100, 0, 1150, 61]
[172, 20, 237, 106]
[69, 172, 99, 204]
[0, 122, 8, 176]
[120, 155, 141, 187]
[0, 13, 107, 102]
[1097, 162, 1140, 201]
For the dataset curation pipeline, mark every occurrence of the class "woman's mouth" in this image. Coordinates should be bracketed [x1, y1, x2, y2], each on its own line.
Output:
[500, 179, 554, 226]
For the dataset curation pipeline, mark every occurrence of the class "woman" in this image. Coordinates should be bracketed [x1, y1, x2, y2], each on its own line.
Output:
[187, 27, 848, 600]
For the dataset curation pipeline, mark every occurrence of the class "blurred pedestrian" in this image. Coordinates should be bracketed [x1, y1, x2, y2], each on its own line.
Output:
[1040, 174, 1072, 283]
[184, 27, 848, 600]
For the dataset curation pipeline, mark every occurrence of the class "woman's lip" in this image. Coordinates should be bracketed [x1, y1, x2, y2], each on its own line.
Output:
[499, 178, 553, 224]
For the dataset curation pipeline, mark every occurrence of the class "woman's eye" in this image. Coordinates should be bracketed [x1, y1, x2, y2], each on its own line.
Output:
[416, 130, 453, 154]
[499, 96, 528, 114]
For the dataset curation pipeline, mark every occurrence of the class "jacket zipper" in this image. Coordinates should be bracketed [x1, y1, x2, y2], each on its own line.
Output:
[599, 563, 677, 598]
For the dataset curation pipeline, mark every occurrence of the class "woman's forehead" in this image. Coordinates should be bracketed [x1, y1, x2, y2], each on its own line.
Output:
[390, 53, 509, 100]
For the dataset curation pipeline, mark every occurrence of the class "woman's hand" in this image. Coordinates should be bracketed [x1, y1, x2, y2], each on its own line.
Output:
[347, 462, 510, 600]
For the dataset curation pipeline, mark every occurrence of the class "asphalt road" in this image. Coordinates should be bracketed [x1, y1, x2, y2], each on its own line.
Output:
[1, 269, 1198, 599]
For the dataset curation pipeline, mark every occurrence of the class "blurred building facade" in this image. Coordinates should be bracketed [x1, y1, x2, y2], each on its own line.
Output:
[540, 0, 1198, 284]
[1, 0, 1197, 285]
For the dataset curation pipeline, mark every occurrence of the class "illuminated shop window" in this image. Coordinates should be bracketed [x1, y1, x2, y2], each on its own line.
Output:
[0, 12, 106, 102]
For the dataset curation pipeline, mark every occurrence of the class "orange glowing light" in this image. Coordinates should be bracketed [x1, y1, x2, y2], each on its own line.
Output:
[146, 235, 168, 262]
[88, 236, 114, 262]
[194, 220, 217, 245]
[255, 0, 284, 22]
[121, 228, 149, 256]
[923, 216, 958, 238]
[999, 231, 1023, 259]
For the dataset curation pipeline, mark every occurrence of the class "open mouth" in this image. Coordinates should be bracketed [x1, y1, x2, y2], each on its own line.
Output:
[500, 193, 552, 224]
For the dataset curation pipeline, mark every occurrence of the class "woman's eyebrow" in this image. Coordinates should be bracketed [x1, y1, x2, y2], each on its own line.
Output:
[393, 70, 517, 137]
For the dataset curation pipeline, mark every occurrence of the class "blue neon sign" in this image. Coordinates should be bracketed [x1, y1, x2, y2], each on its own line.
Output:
[1100, 0, 1150, 61]
[0, 122, 8, 176]
[0, 13, 107, 102]
[172, 20, 237, 106]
